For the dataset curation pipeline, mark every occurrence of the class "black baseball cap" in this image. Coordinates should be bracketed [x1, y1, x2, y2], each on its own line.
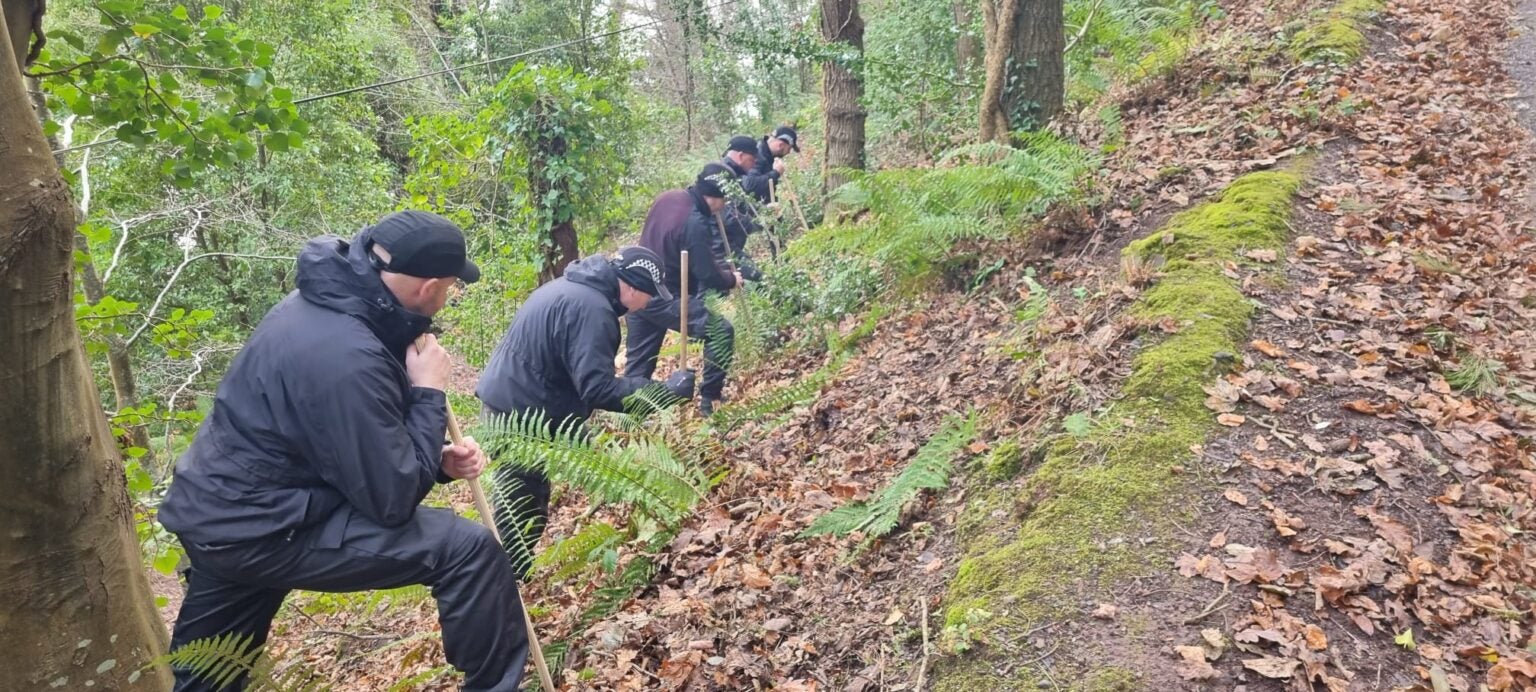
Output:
[612, 246, 672, 300]
[726, 135, 758, 156]
[773, 125, 799, 152]
[366, 211, 480, 283]
[695, 162, 736, 199]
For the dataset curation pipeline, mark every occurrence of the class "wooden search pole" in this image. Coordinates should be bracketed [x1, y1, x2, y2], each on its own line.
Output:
[679, 250, 690, 370]
[418, 338, 558, 692]
[448, 407, 558, 692]
[779, 178, 812, 235]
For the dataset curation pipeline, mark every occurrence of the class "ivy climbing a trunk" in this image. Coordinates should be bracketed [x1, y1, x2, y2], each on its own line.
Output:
[0, 4, 172, 688]
[489, 63, 634, 284]
[979, 0, 1064, 143]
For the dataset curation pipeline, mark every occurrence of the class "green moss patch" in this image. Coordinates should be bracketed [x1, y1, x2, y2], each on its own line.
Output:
[932, 169, 1303, 690]
[1289, 0, 1385, 63]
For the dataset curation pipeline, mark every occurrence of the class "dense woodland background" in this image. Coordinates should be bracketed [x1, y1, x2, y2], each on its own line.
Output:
[7, 0, 1536, 688]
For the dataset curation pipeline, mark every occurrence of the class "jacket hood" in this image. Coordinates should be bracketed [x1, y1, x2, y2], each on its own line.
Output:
[296, 229, 432, 354]
[684, 186, 713, 216]
[721, 156, 750, 177]
[563, 255, 627, 316]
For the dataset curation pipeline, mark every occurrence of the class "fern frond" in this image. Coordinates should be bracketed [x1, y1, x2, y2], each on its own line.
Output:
[710, 359, 840, 432]
[158, 633, 266, 691]
[800, 502, 873, 537]
[577, 555, 656, 630]
[534, 521, 624, 582]
[485, 473, 541, 572]
[617, 385, 686, 426]
[387, 664, 456, 691]
[800, 412, 978, 540]
[475, 410, 706, 525]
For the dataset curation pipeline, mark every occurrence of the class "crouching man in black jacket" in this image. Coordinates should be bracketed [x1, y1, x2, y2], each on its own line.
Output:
[159, 211, 528, 691]
[625, 162, 744, 416]
[475, 246, 694, 578]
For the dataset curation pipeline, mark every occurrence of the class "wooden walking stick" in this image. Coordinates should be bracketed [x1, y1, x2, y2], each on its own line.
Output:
[713, 212, 737, 259]
[779, 178, 812, 235]
[679, 250, 690, 370]
[449, 408, 559, 692]
[417, 337, 558, 692]
[765, 179, 783, 259]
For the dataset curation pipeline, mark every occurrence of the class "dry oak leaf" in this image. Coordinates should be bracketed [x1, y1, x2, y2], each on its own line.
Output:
[1303, 624, 1328, 651]
[1242, 657, 1301, 679]
[1269, 506, 1308, 537]
[1224, 489, 1250, 506]
[1204, 379, 1242, 413]
[1488, 655, 1536, 690]
[1175, 645, 1220, 681]
[740, 564, 774, 589]
[1176, 552, 1228, 583]
[1288, 360, 1321, 379]
[1252, 339, 1286, 357]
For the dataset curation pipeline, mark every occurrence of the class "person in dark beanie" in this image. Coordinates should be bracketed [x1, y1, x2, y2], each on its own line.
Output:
[159, 211, 529, 692]
[626, 162, 743, 415]
[476, 246, 695, 578]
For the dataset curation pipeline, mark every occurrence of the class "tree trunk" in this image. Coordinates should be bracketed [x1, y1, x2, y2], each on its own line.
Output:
[979, 0, 1063, 143]
[819, 0, 865, 200]
[530, 102, 578, 284]
[0, 7, 173, 689]
[540, 218, 579, 284]
[953, 0, 980, 82]
[76, 241, 154, 464]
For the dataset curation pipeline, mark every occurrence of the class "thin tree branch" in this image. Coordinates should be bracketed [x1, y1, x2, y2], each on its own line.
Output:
[126, 251, 294, 347]
[1063, 0, 1105, 55]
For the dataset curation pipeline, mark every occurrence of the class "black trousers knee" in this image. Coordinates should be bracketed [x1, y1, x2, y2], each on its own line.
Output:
[624, 294, 734, 399]
[169, 507, 527, 692]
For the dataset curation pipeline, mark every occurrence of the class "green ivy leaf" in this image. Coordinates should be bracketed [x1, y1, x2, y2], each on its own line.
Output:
[153, 550, 182, 575]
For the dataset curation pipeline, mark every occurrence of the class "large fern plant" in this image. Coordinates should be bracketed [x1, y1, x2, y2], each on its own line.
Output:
[473, 409, 707, 527]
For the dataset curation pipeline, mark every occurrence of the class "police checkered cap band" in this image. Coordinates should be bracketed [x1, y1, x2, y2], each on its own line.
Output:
[611, 246, 671, 299]
[625, 257, 664, 287]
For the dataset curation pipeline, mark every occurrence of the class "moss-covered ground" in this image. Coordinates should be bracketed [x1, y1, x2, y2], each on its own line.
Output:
[932, 170, 1304, 690]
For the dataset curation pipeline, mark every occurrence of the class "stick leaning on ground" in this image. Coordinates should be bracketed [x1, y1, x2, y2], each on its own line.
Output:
[418, 336, 558, 692]
[679, 250, 690, 371]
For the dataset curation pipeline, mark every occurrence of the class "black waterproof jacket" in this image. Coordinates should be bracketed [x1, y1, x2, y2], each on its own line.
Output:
[637, 187, 738, 296]
[476, 256, 652, 424]
[749, 136, 781, 200]
[159, 231, 448, 547]
[717, 157, 767, 256]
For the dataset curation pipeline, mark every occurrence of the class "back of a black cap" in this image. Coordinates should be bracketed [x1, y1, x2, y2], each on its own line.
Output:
[367, 211, 480, 284]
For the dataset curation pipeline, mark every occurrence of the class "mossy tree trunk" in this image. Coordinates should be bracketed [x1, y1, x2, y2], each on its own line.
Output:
[979, 0, 1064, 143]
[0, 5, 172, 688]
[819, 0, 865, 201]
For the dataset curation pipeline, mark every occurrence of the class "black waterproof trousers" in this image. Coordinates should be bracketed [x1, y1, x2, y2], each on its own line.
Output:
[169, 507, 527, 692]
[624, 294, 734, 400]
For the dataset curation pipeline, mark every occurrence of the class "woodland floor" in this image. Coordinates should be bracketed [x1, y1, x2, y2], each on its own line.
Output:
[152, 0, 1536, 689]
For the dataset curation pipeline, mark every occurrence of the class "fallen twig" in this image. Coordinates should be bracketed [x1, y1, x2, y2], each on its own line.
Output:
[1183, 584, 1233, 625]
[915, 596, 931, 690]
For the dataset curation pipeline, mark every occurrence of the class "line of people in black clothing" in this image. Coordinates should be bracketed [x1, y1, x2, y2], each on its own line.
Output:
[158, 127, 798, 690]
